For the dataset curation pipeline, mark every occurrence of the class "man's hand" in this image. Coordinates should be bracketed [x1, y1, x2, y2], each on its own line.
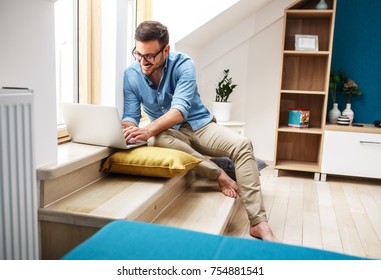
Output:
[122, 108, 184, 143]
[123, 126, 151, 143]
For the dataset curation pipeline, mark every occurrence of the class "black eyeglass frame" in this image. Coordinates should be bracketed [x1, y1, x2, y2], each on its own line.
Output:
[132, 45, 166, 63]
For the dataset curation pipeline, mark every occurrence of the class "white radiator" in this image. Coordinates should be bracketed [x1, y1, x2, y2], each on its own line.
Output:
[0, 88, 39, 260]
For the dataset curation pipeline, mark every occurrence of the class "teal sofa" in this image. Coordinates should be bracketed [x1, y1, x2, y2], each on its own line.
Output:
[62, 220, 364, 260]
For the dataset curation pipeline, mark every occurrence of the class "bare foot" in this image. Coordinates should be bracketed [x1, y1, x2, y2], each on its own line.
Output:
[216, 169, 239, 198]
[249, 221, 279, 242]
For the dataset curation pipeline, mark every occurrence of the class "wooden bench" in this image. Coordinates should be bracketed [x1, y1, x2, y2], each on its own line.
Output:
[37, 143, 239, 259]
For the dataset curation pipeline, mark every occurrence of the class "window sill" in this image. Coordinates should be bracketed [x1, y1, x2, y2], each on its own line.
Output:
[37, 142, 115, 181]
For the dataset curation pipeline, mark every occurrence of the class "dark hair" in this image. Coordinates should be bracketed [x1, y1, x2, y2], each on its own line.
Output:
[135, 21, 169, 48]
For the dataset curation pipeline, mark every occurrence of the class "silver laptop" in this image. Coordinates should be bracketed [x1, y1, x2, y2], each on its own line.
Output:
[60, 102, 147, 149]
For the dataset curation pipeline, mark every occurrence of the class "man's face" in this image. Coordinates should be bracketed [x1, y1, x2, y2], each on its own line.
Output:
[134, 40, 168, 77]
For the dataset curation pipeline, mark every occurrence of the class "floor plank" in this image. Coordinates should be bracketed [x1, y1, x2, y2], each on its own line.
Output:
[359, 186, 381, 241]
[283, 181, 303, 246]
[302, 179, 323, 249]
[330, 182, 365, 257]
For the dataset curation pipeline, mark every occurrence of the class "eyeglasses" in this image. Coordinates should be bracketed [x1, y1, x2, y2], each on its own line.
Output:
[132, 45, 166, 63]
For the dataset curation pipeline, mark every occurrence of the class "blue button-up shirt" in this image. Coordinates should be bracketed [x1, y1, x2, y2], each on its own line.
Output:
[122, 51, 213, 130]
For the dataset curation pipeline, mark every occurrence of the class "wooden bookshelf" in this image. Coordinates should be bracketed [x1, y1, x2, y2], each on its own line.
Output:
[273, 0, 336, 176]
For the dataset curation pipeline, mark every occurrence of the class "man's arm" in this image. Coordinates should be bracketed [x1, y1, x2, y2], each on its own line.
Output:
[123, 108, 183, 143]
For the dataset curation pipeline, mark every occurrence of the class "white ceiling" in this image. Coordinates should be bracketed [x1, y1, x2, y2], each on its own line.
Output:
[177, 0, 275, 47]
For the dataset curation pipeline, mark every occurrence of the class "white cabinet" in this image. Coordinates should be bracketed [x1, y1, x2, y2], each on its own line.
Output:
[321, 129, 381, 180]
[218, 121, 245, 135]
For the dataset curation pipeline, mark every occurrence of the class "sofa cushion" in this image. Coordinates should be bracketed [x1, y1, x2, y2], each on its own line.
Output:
[210, 157, 268, 180]
[101, 146, 202, 178]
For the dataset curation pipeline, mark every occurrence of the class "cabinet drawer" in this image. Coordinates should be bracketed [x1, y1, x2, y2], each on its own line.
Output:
[322, 130, 381, 179]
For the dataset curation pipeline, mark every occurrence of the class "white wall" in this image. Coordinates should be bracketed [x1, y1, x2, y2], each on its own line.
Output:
[0, 0, 57, 167]
[151, 0, 239, 49]
[244, 19, 283, 161]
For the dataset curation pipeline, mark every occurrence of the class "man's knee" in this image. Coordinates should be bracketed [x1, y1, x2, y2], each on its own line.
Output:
[236, 136, 253, 151]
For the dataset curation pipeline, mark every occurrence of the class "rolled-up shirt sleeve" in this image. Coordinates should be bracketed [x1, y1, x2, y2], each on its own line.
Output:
[170, 58, 197, 119]
[122, 69, 142, 126]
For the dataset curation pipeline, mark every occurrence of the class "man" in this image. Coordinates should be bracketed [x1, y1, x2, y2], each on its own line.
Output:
[122, 21, 277, 241]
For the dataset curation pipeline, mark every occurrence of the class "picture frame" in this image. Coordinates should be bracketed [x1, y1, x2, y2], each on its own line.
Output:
[295, 34, 319, 51]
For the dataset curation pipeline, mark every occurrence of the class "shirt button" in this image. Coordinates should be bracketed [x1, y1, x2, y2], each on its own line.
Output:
[158, 91, 160, 95]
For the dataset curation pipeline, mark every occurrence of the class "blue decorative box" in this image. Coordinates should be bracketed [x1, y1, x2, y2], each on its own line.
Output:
[288, 108, 310, 128]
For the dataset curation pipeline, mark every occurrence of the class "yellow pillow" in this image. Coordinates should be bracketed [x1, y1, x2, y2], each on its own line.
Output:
[101, 146, 202, 178]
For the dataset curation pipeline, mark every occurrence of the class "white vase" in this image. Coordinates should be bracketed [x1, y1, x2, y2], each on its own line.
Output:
[316, 0, 328, 9]
[328, 103, 341, 124]
[212, 101, 232, 122]
[342, 103, 354, 124]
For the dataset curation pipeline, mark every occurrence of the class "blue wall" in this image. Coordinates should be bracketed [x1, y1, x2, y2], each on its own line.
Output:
[330, 0, 381, 124]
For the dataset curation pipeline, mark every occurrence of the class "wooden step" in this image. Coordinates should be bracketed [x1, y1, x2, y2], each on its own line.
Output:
[39, 172, 196, 228]
[39, 172, 196, 259]
[152, 177, 240, 235]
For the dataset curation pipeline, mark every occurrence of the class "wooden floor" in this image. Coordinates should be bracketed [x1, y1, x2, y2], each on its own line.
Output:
[225, 164, 381, 259]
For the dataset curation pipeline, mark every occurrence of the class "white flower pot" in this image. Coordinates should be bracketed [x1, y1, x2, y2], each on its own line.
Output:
[212, 101, 232, 122]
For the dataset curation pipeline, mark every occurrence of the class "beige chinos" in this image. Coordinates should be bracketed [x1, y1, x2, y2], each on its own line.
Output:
[148, 119, 268, 227]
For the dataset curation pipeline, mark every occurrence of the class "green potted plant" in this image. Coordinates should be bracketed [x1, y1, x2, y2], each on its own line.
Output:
[215, 69, 237, 102]
[212, 69, 237, 122]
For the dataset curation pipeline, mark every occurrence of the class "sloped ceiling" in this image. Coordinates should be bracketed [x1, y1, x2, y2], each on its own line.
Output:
[177, 0, 275, 47]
